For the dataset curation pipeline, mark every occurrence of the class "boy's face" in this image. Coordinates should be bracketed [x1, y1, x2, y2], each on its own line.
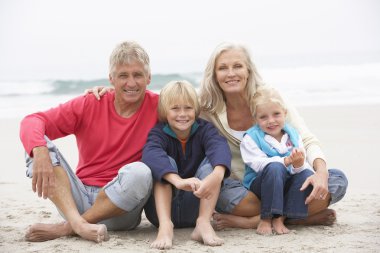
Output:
[255, 101, 286, 141]
[167, 100, 196, 139]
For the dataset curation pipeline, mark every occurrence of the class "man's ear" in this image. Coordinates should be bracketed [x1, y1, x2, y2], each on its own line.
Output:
[147, 74, 151, 85]
[109, 73, 115, 86]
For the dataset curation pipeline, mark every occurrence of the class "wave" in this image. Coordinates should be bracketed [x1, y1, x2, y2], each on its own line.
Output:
[0, 73, 202, 97]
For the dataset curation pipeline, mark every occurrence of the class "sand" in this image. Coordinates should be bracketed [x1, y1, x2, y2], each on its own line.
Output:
[1, 104, 380, 252]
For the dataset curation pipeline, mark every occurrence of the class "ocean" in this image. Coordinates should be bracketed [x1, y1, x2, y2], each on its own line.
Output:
[1, 62, 379, 119]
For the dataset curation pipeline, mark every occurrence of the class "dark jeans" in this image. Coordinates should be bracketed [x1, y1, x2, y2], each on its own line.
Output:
[250, 162, 314, 220]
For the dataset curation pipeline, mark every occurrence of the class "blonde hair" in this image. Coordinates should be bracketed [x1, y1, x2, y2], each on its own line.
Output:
[199, 42, 265, 114]
[109, 41, 150, 77]
[158, 80, 200, 122]
[252, 87, 287, 117]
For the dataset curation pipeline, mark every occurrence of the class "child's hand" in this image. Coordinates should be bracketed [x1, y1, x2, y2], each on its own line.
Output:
[290, 148, 305, 168]
[175, 177, 201, 192]
[193, 166, 225, 199]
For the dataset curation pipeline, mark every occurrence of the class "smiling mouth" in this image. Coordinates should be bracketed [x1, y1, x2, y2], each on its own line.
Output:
[123, 89, 139, 94]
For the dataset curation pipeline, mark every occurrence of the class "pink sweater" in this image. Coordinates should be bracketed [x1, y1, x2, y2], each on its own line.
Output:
[20, 90, 159, 187]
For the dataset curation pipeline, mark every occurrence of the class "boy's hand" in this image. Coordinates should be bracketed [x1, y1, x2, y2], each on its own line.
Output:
[175, 177, 201, 192]
[193, 165, 225, 199]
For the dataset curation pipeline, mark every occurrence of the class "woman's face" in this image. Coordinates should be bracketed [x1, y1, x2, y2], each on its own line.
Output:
[214, 49, 249, 96]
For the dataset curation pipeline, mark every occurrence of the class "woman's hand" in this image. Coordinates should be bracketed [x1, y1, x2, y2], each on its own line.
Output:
[300, 158, 329, 204]
[83, 86, 113, 100]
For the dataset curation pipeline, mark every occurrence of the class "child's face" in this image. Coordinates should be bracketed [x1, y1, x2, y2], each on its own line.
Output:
[255, 102, 286, 140]
[167, 101, 196, 139]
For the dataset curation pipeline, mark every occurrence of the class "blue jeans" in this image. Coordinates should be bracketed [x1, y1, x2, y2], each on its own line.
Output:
[250, 162, 314, 219]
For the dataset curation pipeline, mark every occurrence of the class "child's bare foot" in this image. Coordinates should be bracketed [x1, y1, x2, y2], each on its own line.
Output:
[191, 218, 224, 246]
[150, 221, 174, 250]
[25, 222, 73, 242]
[272, 217, 290, 234]
[212, 212, 260, 230]
[256, 219, 273, 235]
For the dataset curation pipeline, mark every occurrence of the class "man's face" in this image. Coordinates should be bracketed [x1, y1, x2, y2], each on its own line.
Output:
[109, 62, 151, 106]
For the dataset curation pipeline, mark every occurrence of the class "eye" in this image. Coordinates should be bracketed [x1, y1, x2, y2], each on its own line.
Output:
[233, 64, 243, 69]
[217, 65, 227, 71]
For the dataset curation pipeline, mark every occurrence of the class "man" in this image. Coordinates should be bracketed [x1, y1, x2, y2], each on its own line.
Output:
[19, 41, 159, 242]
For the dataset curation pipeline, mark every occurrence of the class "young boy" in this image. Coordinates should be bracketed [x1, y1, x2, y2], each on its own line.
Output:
[142, 80, 231, 249]
[241, 87, 314, 235]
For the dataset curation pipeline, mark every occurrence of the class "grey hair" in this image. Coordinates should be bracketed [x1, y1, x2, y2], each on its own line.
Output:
[109, 41, 150, 77]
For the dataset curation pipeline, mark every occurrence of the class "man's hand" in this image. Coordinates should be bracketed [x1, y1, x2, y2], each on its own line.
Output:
[300, 159, 329, 204]
[32, 146, 56, 199]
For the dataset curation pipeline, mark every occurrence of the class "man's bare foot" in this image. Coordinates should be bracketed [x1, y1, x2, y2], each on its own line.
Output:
[256, 219, 272, 235]
[72, 222, 109, 243]
[191, 219, 223, 246]
[25, 222, 73, 242]
[272, 217, 290, 234]
[286, 209, 336, 226]
[212, 213, 260, 230]
[150, 221, 174, 250]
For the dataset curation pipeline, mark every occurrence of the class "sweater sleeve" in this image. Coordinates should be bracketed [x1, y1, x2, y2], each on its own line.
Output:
[202, 121, 232, 178]
[142, 126, 177, 182]
[282, 94, 326, 168]
[19, 96, 85, 156]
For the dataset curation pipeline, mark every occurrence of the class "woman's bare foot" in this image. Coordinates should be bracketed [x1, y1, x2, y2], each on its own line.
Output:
[212, 213, 260, 230]
[150, 221, 174, 250]
[191, 219, 224, 246]
[286, 209, 336, 226]
[272, 217, 290, 234]
[25, 222, 73, 242]
[256, 219, 272, 235]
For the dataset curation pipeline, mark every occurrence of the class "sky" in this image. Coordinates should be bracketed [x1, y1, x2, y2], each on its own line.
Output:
[0, 0, 379, 80]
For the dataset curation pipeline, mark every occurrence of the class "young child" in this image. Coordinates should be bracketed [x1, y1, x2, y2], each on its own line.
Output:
[241, 87, 314, 235]
[142, 80, 231, 249]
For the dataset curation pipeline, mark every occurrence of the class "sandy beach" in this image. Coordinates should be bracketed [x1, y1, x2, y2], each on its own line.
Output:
[1, 104, 379, 252]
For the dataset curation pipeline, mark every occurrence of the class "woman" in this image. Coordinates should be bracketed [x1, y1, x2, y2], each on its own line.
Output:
[198, 42, 348, 230]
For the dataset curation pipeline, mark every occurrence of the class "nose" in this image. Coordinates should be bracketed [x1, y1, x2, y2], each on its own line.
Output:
[227, 67, 236, 77]
[125, 77, 137, 88]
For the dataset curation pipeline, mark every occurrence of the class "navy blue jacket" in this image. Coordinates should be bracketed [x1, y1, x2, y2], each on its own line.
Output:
[142, 118, 231, 182]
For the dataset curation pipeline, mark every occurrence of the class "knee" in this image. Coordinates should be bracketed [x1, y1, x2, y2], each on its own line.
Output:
[263, 162, 287, 177]
[119, 162, 153, 195]
[195, 159, 213, 180]
[328, 169, 348, 204]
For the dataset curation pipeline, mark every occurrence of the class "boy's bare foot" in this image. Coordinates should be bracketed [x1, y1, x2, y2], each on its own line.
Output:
[150, 221, 174, 250]
[272, 217, 290, 234]
[191, 219, 224, 246]
[286, 209, 336, 226]
[256, 219, 272, 235]
[25, 222, 73, 242]
[212, 213, 260, 230]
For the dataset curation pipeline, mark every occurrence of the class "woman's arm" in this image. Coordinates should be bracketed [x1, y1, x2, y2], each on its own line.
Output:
[83, 86, 114, 100]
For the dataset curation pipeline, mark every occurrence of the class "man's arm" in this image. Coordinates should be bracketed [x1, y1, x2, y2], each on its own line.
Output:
[30, 146, 56, 199]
